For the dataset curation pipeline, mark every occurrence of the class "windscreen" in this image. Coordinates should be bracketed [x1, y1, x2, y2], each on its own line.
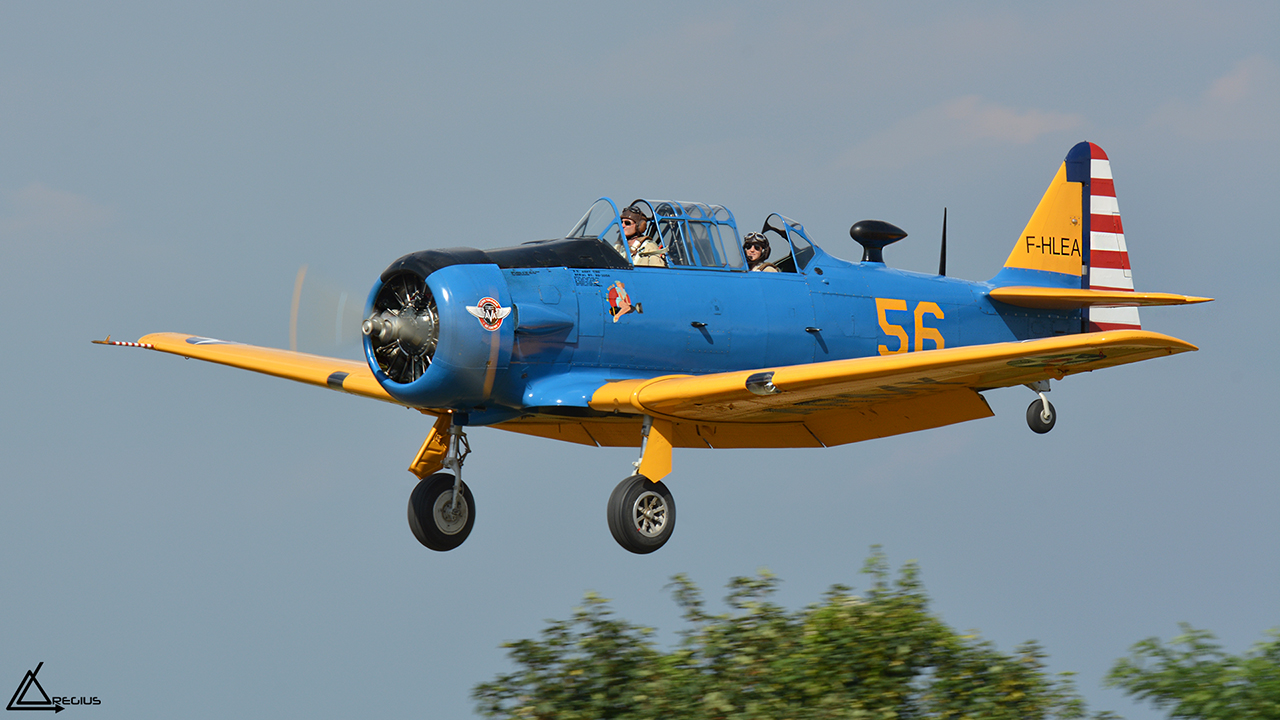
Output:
[568, 198, 623, 249]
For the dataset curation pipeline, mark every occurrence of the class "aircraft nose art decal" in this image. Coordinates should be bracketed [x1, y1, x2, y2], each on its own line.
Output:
[466, 297, 512, 331]
[606, 281, 643, 322]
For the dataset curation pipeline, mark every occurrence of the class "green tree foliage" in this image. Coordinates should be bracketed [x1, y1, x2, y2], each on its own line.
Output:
[474, 551, 1112, 719]
[1106, 625, 1280, 719]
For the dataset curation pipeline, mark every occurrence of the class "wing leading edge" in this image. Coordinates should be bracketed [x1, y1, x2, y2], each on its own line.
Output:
[94, 333, 400, 404]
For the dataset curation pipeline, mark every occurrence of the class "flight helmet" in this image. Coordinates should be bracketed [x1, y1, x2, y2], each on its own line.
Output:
[743, 232, 771, 261]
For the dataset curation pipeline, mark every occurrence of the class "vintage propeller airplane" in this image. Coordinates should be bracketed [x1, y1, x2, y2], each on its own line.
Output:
[97, 142, 1210, 554]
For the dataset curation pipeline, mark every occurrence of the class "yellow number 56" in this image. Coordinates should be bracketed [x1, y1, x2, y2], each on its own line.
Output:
[876, 298, 945, 355]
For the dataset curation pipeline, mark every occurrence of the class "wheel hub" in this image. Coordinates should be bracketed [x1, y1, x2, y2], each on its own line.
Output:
[632, 491, 668, 537]
[432, 493, 469, 535]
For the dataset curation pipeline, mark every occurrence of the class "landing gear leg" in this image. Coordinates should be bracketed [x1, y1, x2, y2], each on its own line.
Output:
[1025, 381, 1056, 434]
[408, 418, 476, 551]
[607, 417, 677, 554]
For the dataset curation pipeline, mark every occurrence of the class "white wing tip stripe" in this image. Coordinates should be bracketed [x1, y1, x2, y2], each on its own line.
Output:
[94, 339, 155, 349]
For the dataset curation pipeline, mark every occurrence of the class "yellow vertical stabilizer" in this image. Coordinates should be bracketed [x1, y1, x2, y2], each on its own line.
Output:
[1003, 163, 1084, 277]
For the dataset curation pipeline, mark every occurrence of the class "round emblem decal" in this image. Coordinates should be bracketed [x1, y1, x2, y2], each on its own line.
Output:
[465, 297, 512, 331]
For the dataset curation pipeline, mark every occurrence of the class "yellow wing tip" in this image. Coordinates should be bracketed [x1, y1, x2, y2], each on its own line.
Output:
[1077, 328, 1199, 353]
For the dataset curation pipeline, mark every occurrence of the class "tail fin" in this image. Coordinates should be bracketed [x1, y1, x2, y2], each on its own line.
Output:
[993, 141, 1141, 330]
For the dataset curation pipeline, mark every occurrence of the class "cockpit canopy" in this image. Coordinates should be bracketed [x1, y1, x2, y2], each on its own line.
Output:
[569, 198, 743, 269]
[377, 198, 824, 290]
[568, 197, 820, 272]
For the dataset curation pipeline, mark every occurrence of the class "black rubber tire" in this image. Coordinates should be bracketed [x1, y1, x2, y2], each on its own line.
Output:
[606, 474, 631, 548]
[607, 474, 675, 554]
[1026, 398, 1057, 434]
[408, 473, 475, 551]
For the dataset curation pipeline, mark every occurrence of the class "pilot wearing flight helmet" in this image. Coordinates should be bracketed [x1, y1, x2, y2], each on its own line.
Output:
[744, 232, 778, 272]
[620, 207, 667, 267]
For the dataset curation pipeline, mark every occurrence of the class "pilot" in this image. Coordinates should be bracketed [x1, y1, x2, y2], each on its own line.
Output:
[621, 207, 667, 267]
[744, 232, 778, 272]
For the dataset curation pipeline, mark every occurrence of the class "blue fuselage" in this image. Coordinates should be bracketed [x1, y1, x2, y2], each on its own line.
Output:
[364, 241, 1080, 425]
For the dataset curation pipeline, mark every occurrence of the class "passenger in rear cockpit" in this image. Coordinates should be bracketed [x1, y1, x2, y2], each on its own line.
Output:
[620, 206, 667, 267]
[744, 232, 778, 272]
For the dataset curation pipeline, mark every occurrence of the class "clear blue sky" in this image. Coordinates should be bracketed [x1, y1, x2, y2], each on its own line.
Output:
[3, 3, 1276, 718]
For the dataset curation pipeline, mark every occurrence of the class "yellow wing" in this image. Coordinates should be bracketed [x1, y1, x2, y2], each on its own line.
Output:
[94, 333, 400, 405]
[496, 330, 1198, 451]
[97, 330, 1197, 456]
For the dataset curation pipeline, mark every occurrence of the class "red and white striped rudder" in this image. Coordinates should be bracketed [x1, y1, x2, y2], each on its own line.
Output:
[1083, 143, 1140, 331]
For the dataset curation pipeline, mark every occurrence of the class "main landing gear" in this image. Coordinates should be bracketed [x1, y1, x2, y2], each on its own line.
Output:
[1025, 380, 1057, 434]
[405, 384, 1060, 552]
[606, 416, 678, 554]
[405, 414, 681, 553]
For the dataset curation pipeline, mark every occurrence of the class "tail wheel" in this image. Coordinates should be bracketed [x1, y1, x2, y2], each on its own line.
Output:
[607, 474, 675, 554]
[1026, 398, 1056, 434]
[408, 473, 475, 551]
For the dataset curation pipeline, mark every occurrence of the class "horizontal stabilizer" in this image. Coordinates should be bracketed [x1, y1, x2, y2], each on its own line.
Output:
[989, 286, 1213, 309]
